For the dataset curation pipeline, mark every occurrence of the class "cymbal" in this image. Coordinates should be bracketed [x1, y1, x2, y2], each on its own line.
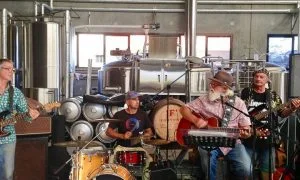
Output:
[143, 139, 171, 146]
[129, 135, 154, 140]
[94, 118, 122, 122]
[53, 141, 101, 148]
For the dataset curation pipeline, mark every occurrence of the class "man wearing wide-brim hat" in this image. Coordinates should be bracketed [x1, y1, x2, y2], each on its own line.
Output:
[180, 70, 252, 180]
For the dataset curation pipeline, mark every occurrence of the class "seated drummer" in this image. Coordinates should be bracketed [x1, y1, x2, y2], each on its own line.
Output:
[106, 91, 153, 147]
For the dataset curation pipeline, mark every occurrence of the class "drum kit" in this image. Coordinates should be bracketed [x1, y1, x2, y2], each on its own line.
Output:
[53, 121, 171, 180]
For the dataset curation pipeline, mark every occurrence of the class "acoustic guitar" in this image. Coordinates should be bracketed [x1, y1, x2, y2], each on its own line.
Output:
[0, 102, 61, 137]
[176, 113, 259, 147]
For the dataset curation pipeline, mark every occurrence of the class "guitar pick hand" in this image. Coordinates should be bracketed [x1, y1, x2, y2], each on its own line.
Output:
[28, 108, 40, 120]
[239, 128, 251, 139]
[195, 118, 208, 128]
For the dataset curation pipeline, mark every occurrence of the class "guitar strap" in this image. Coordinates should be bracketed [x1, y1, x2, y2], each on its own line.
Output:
[8, 84, 14, 113]
[221, 95, 236, 127]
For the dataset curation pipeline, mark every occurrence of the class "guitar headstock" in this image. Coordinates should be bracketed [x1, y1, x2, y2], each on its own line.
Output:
[43, 102, 61, 113]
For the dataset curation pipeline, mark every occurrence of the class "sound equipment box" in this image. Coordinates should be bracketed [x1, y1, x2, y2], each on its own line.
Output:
[149, 160, 177, 180]
[14, 136, 48, 180]
[15, 116, 52, 135]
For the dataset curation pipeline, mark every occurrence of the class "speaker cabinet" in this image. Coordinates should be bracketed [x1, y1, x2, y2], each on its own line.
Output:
[14, 136, 48, 180]
[149, 160, 177, 180]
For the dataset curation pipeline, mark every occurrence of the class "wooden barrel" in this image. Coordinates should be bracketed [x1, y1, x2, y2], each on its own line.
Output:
[150, 98, 185, 141]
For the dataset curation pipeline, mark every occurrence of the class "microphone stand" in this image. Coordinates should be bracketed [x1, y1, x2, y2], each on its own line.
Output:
[148, 67, 191, 161]
[53, 129, 108, 175]
[267, 82, 273, 180]
[222, 98, 258, 180]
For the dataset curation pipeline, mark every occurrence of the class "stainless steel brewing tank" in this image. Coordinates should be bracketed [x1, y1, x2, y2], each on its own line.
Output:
[265, 63, 288, 103]
[100, 60, 137, 94]
[189, 63, 212, 96]
[23, 20, 60, 90]
[138, 58, 186, 94]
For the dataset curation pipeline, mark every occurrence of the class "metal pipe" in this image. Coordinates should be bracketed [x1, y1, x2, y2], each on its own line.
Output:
[198, 1, 299, 5]
[53, 7, 184, 13]
[35, 0, 300, 5]
[197, 9, 296, 14]
[51, 6, 296, 14]
[48, 0, 184, 3]
[185, 0, 197, 103]
[65, 10, 70, 98]
[50, 0, 53, 8]
[86, 59, 92, 95]
[34, 2, 39, 21]
[74, 24, 143, 29]
[2, 9, 7, 58]
[187, 0, 197, 57]
[298, 3, 300, 53]
[41, 3, 53, 16]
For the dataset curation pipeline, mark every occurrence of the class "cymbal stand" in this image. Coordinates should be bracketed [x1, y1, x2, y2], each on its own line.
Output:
[54, 129, 107, 175]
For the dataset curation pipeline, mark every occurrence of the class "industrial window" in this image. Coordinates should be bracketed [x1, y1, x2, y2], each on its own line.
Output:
[267, 35, 298, 69]
[180, 35, 231, 61]
[78, 34, 104, 67]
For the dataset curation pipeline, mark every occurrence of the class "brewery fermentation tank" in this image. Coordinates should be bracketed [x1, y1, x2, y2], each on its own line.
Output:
[237, 62, 287, 102]
[189, 63, 212, 96]
[99, 60, 137, 94]
[99, 59, 212, 96]
[23, 20, 60, 92]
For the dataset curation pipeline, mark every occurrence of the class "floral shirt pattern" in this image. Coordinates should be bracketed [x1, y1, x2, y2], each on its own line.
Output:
[0, 87, 31, 144]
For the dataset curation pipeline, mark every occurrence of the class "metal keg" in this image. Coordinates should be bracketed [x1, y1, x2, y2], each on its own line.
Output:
[95, 122, 116, 143]
[70, 120, 94, 141]
[107, 106, 125, 118]
[58, 96, 83, 122]
[82, 103, 106, 122]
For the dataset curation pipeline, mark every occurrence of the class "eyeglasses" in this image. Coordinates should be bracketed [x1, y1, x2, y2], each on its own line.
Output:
[1, 67, 16, 73]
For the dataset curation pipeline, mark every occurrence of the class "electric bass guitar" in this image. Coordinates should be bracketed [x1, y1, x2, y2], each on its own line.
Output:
[250, 98, 300, 121]
[0, 102, 61, 137]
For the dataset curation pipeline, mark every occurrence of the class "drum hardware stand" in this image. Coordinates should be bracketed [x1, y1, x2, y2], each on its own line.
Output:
[53, 129, 107, 176]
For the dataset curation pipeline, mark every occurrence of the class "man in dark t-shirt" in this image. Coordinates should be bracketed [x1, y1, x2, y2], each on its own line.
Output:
[240, 68, 300, 180]
[106, 91, 153, 147]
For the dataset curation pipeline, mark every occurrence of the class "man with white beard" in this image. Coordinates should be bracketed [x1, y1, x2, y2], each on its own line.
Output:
[180, 71, 252, 180]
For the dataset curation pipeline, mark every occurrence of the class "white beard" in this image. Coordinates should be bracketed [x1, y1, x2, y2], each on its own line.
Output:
[208, 89, 234, 102]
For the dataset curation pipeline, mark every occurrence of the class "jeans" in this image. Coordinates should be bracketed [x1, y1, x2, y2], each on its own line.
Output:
[199, 143, 252, 180]
[245, 145, 275, 173]
[0, 142, 16, 180]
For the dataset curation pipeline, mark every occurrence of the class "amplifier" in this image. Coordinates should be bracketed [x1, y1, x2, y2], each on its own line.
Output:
[149, 160, 177, 180]
[15, 116, 52, 135]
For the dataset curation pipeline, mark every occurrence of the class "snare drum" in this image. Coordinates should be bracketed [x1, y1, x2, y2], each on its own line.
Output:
[70, 148, 108, 180]
[91, 164, 135, 180]
[116, 151, 146, 166]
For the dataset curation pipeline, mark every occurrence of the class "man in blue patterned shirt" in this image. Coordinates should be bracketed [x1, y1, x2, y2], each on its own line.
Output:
[0, 58, 40, 180]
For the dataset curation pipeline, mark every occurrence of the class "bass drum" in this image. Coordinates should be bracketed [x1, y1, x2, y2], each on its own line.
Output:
[92, 164, 135, 180]
[95, 122, 116, 144]
[58, 96, 83, 122]
[70, 120, 94, 141]
[150, 98, 185, 142]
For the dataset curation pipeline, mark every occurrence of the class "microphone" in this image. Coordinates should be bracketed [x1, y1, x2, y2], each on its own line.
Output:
[220, 95, 224, 104]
